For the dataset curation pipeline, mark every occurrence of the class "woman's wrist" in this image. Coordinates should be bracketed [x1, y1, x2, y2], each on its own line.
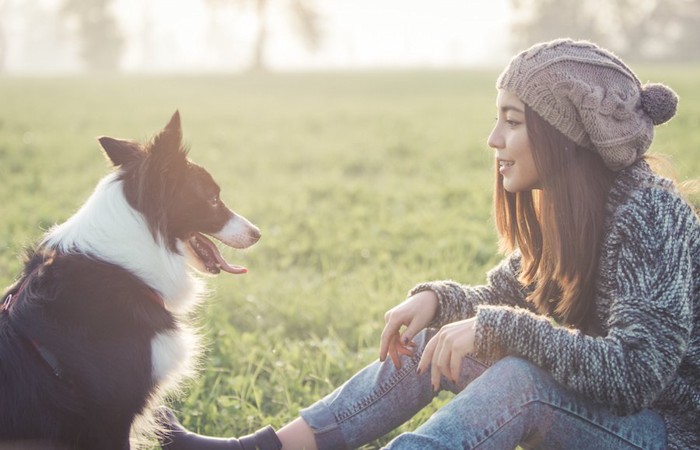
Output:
[408, 283, 442, 326]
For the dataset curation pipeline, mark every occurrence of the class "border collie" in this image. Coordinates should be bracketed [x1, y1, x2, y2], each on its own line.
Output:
[0, 112, 260, 449]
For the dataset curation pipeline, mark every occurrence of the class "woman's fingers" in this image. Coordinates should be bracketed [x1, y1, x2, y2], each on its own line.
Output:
[384, 332, 417, 369]
[398, 340, 417, 354]
[388, 336, 402, 369]
[450, 348, 463, 383]
[399, 319, 424, 349]
[380, 291, 438, 363]
[430, 344, 444, 391]
[379, 317, 401, 362]
[418, 326, 467, 390]
[417, 333, 437, 375]
[432, 334, 454, 390]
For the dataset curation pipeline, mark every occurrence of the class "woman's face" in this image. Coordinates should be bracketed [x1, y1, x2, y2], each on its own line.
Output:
[487, 89, 541, 192]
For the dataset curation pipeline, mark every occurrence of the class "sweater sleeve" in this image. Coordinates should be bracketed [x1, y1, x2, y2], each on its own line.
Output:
[474, 187, 696, 415]
[409, 251, 533, 329]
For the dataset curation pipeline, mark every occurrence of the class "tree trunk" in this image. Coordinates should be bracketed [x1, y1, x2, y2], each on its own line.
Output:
[251, 0, 268, 72]
[0, 0, 6, 73]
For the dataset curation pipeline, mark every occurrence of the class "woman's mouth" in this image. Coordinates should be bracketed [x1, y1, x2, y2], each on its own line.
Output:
[498, 159, 514, 174]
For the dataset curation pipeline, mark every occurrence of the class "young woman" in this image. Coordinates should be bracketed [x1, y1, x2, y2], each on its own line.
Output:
[158, 39, 699, 450]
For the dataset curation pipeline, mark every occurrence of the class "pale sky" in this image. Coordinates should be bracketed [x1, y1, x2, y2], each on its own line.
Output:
[3, 0, 513, 73]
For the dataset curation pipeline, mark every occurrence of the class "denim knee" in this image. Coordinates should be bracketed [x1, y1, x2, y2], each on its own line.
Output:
[486, 356, 548, 392]
[474, 356, 556, 417]
[490, 355, 541, 376]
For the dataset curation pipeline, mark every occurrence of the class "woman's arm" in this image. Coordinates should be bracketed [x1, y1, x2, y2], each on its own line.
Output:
[474, 187, 697, 414]
[409, 250, 532, 330]
[380, 251, 531, 368]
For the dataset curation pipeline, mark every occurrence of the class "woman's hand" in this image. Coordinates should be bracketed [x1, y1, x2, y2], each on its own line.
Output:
[417, 318, 477, 391]
[379, 290, 438, 369]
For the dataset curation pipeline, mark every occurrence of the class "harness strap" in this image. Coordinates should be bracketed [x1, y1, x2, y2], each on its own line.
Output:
[5, 262, 70, 384]
[21, 332, 66, 380]
[3, 265, 166, 383]
[2, 275, 66, 381]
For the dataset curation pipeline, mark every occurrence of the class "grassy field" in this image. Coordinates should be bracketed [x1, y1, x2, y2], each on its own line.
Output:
[1, 68, 698, 448]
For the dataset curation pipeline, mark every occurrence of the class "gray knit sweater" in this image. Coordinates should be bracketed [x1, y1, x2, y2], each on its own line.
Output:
[410, 161, 699, 449]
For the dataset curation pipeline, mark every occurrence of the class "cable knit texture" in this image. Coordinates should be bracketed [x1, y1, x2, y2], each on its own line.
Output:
[409, 161, 699, 449]
[496, 39, 679, 170]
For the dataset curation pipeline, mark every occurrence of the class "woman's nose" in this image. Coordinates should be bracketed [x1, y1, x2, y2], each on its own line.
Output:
[487, 126, 503, 149]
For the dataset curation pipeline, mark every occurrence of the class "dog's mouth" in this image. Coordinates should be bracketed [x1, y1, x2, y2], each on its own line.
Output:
[187, 232, 247, 275]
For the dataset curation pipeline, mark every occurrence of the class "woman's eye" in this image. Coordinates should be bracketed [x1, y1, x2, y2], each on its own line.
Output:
[495, 116, 520, 127]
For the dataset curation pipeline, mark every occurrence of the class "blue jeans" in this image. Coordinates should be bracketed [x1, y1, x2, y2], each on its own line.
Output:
[300, 329, 666, 449]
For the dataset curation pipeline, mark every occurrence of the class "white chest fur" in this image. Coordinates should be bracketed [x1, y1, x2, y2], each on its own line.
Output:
[41, 175, 204, 315]
[151, 327, 198, 391]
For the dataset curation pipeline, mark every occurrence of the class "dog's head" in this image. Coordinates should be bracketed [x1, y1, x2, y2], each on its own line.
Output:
[98, 111, 260, 275]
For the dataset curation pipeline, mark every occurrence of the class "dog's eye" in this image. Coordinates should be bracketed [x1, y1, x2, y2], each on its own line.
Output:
[210, 195, 220, 207]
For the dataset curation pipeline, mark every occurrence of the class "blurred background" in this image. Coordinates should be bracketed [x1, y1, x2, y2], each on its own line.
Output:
[1, 2, 698, 445]
[1, 0, 699, 74]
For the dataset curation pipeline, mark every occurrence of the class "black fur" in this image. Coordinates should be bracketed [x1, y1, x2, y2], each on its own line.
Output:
[1, 250, 175, 449]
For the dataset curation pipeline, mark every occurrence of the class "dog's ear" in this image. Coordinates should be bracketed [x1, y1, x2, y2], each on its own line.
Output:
[151, 111, 183, 155]
[98, 137, 143, 167]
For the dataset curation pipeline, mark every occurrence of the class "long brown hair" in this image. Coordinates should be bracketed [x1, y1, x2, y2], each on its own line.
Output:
[494, 106, 616, 330]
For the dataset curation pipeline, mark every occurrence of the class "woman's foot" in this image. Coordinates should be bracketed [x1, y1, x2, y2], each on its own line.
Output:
[155, 406, 282, 450]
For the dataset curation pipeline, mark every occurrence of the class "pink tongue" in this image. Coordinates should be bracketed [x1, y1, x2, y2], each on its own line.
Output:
[198, 233, 248, 274]
[215, 252, 248, 274]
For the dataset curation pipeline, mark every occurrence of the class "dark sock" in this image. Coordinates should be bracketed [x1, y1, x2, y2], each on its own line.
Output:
[155, 406, 282, 450]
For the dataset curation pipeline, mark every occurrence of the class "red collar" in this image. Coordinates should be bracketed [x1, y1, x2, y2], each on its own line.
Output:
[3, 271, 165, 312]
[147, 288, 166, 309]
[2, 268, 35, 313]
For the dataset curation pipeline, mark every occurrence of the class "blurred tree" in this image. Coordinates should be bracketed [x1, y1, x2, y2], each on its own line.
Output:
[602, 0, 700, 60]
[510, 0, 700, 61]
[663, 0, 700, 60]
[510, 0, 603, 48]
[206, 0, 323, 72]
[0, 0, 7, 73]
[137, 0, 156, 70]
[61, 0, 124, 71]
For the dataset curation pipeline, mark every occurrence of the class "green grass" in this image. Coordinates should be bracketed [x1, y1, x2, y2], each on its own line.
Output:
[1, 68, 698, 448]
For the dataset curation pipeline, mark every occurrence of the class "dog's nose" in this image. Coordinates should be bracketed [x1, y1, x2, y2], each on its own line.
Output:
[248, 226, 261, 243]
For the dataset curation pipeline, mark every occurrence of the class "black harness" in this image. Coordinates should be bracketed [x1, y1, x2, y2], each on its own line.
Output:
[2, 271, 67, 381]
[2, 261, 167, 385]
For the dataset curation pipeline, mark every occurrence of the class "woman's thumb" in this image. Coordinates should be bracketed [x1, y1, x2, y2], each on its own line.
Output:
[400, 322, 423, 345]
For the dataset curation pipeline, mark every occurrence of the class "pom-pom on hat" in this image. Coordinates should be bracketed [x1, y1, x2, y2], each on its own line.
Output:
[497, 39, 679, 170]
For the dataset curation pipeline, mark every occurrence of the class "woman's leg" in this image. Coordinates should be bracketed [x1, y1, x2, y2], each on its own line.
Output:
[384, 356, 667, 450]
[297, 328, 491, 450]
[157, 328, 485, 450]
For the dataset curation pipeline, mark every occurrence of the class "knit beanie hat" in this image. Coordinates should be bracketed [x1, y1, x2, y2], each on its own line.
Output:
[497, 39, 679, 170]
